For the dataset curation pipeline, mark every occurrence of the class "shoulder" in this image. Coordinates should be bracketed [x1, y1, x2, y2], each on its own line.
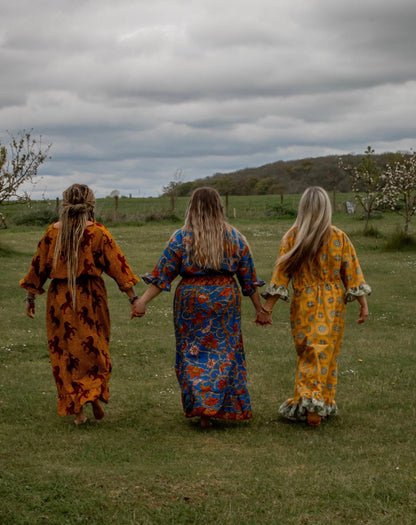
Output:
[44, 223, 58, 239]
[167, 228, 186, 250]
[282, 227, 297, 245]
[331, 225, 344, 235]
[226, 225, 243, 241]
[225, 225, 249, 250]
[330, 226, 351, 246]
[92, 222, 110, 236]
[38, 224, 58, 245]
[90, 222, 115, 246]
[170, 228, 184, 242]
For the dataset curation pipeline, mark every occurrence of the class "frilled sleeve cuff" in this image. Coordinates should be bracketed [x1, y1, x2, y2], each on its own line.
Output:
[261, 283, 289, 302]
[142, 273, 171, 291]
[19, 279, 46, 295]
[344, 283, 372, 303]
[240, 279, 265, 297]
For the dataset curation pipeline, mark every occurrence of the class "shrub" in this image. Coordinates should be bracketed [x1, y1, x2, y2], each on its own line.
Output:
[265, 203, 297, 218]
[14, 208, 58, 226]
[144, 210, 181, 223]
[384, 231, 416, 251]
[363, 225, 384, 238]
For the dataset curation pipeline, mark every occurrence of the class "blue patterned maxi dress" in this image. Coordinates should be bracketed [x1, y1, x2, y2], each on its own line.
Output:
[143, 227, 264, 420]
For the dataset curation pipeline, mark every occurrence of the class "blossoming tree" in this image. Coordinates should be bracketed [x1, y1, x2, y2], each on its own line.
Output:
[378, 151, 416, 235]
[339, 146, 383, 232]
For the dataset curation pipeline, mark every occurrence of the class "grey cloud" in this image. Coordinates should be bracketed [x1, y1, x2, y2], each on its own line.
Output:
[2, 0, 416, 199]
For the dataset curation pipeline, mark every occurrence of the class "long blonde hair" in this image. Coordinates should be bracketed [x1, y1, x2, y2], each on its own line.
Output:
[184, 187, 233, 270]
[53, 184, 95, 306]
[277, 186, 332, 276]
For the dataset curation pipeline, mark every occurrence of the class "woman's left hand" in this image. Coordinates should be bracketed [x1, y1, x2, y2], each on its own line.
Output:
[131, 299, 146, 319]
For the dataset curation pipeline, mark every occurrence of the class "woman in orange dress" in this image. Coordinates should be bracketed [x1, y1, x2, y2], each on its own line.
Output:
[20, 184, 139, 425]
[258, 187, 371, 427]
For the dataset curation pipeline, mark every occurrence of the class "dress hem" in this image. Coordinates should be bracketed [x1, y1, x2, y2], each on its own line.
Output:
[184, 407, 252, 421]
[57, 387, 109, 416]
[278, 397, 337, 421]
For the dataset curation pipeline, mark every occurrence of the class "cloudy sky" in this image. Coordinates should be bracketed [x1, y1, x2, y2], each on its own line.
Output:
[2, 0, 416, 198]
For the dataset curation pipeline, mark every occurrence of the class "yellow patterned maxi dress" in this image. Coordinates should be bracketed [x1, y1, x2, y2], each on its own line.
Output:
[263, 226, 371, 420]
[20, 222, 139, 416]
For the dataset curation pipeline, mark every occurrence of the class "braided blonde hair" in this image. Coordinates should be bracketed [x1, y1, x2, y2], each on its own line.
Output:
[184, 187, 234, 270]
[53, 184, 95, 306]
[277, 186, 332, 276]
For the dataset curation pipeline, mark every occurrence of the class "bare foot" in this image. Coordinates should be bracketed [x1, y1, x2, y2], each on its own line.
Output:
[74, 410, 88, 426]
[200, 415, 212, 428]
[92, 400, 105, 420]
[307, 411, 321, 427]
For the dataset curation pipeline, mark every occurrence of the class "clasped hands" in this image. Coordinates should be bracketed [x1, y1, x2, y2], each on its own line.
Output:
[130, 298, 146, 319]
[254, 308, 272, 327]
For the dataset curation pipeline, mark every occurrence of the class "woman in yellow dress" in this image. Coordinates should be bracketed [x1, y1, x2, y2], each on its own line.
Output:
[20, 184, 139, 425]
[258, 187, 371, 427]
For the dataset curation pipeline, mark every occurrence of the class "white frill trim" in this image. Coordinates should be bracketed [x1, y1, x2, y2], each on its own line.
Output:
[261, 283, 289, 302]
[344, 283, 372, 303]
[278, 396, 338, 421]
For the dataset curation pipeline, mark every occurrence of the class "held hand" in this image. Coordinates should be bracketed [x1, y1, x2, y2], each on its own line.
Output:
[25, 301, 35, 319]
[357, 303, 369, 324]
[254, 310, 272, 327]
[131, 299, 146, 319]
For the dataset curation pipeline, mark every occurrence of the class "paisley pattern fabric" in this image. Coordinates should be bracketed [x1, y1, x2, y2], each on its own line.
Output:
[263, 226, 371, 421]
[143, 227, 264, 420]
[20, 222, 139, 415]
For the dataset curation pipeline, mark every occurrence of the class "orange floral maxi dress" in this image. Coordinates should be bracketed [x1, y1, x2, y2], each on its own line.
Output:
[263, 226, 371, 420]
[20, 222, 139, 415]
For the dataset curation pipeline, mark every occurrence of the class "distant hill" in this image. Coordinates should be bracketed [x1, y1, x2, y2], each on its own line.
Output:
[176, 152, 404, 196]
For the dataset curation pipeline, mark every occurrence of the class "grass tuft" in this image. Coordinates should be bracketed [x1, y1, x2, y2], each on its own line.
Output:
[384, 231, 416, 251]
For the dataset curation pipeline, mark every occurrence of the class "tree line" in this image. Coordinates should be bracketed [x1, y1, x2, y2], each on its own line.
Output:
[173, 152, 407, 197]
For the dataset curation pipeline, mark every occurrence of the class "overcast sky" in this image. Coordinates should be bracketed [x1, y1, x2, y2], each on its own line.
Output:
[2, 0, 416, 198]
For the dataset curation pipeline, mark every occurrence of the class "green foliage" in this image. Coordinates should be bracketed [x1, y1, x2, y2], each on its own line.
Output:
[175, 152, 404, 197]
[384, 231, 416, 251]
[362, 225, 383, 238]
[144, 210, 181, 223]
[265, 202, 297, 218]
[14, 207, 58, 226]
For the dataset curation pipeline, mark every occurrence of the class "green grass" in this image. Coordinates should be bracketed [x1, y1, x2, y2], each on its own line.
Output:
[0, 193, 351, 226]
[0, 210, 415, 524]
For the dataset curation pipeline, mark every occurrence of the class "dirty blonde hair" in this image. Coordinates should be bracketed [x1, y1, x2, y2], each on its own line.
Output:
[53, 184, 95, 306]
[184, 187, 235, 270]
[277, 186, 332, 276]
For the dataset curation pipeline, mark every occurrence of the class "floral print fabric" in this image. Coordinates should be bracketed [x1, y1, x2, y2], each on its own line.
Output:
[143, 227, 264, 420]
[20, 222, 139, 415]
[264, 226, 371, 420]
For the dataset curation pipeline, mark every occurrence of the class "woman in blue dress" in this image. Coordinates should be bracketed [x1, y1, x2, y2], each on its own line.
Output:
[133, 187, 264, 427]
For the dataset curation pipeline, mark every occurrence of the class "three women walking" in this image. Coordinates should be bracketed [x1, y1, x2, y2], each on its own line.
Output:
[21, 184, 370, 428]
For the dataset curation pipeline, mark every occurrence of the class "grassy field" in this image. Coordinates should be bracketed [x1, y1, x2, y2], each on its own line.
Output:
[0, 203, 415, 524]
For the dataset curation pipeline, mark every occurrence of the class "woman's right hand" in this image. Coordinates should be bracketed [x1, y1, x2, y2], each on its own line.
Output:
[25, 301, 35, 318]
[255, 310, 272, 327]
